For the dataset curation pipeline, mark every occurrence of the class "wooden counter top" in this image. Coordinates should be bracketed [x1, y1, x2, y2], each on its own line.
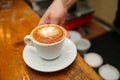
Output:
[0, 0, 102, 80]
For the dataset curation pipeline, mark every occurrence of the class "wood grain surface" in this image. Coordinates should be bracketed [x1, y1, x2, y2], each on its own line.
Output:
[0, 0, 102, 80]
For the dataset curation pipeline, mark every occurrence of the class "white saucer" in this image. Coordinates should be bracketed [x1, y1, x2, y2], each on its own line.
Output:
[23, 38, 77, 72]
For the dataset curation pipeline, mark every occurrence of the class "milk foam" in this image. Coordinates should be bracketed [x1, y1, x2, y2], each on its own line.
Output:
[38, 26, 60, 37]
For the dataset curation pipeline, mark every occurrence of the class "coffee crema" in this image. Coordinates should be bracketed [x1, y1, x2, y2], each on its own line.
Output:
[32, 24, 65, 44]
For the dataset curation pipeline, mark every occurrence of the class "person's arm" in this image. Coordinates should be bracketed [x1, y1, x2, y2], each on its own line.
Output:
[39, 0, 77, 26]
[61, 0, 77, 11]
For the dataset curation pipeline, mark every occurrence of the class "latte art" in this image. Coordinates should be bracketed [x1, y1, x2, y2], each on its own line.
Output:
[40, 26, 60, 38]
[32, 24, 65, 44]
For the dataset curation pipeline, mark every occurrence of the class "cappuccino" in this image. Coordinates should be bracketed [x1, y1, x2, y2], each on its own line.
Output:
[31, 24, 66, 44]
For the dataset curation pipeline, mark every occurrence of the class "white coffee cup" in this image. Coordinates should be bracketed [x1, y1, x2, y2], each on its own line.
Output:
[75, 38, 91, 54]
[24, 24, 66, 60]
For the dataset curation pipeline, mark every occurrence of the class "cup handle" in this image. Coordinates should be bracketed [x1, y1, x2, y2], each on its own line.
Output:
[24, 35, 33, 46]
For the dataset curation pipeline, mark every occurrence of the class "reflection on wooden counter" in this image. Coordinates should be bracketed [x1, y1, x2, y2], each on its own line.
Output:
[0, 0, 102, 80]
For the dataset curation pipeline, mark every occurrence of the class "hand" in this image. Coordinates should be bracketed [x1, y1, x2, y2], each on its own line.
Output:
[39, 0, 67, 26]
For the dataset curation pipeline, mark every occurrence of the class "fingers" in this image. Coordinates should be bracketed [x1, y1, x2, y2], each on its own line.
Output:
[39, 15, 65, 26]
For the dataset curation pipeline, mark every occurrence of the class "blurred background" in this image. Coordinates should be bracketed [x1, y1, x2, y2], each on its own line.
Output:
[25, 0, 117, 28]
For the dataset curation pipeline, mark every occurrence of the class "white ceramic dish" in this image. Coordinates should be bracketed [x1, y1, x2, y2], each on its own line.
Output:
[23, 38, 77, 72]
[75, 38, 91, 54]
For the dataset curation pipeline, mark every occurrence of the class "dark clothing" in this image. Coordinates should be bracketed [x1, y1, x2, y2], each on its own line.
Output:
[114, 0, 120, 29]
